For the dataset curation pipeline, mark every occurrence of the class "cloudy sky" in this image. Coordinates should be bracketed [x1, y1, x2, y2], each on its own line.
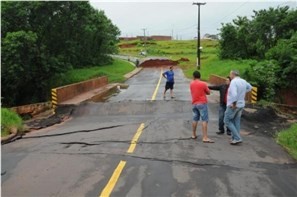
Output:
[90, 0, 297, 40]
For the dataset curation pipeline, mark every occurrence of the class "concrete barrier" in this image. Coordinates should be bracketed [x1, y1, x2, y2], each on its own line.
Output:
[251, 87, 258, 104]
[54, 76, 108, 103]
[208, 74, 226, 85]
[10, 102, 52, 117]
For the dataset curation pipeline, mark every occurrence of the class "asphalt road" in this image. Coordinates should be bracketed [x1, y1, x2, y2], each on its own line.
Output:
[2, 67, 297, 197]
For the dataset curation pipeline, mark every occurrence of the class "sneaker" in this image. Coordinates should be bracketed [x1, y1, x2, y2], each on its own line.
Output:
[216, 131, 224, 135]
[226, 131, 231, 136]
[230, 140, 242, 145]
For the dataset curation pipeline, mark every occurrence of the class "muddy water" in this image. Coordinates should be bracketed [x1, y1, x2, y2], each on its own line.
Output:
[90, 87, 121, 102]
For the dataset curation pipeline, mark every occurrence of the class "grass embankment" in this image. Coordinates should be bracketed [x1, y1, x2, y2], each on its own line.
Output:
[277, 123, 297, 160]
[1, 108, 23, 137]
[51, 58, 134, 88]
[119, 39, 254, 81]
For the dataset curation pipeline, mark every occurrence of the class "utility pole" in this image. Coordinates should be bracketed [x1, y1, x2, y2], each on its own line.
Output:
[142, 28, 147, 52]
[193, 2, 206, 70]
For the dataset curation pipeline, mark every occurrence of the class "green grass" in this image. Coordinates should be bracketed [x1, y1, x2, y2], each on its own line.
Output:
[1, 108, 23, 137]
[183, 57, 255, 81]
[277, 123, 297, 160]
[51, 58, 134, 88]
[119, 39, 253, 81]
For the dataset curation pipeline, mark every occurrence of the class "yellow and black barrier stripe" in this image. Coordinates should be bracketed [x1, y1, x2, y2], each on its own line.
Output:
[51, 88, 58, 113]
[251, 86, 258, 104]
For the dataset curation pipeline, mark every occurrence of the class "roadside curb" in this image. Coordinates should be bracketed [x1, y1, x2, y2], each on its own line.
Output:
[1, 127, 20, 145]
[124, 67, 143, 79]
[1, 133, 17, 144]
[111, 55, 143, 79]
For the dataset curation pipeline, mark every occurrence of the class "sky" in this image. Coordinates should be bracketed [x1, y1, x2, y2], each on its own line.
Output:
[90, 0, 297, 40]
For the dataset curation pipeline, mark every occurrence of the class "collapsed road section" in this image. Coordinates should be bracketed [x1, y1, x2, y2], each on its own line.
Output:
[139, 58, 179, 68]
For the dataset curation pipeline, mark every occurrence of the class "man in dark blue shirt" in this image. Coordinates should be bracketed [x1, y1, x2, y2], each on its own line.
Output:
[209, 77, 231, 135]
[162, 66, 175, 99]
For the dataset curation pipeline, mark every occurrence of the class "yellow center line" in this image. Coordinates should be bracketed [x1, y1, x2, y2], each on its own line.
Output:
[127, 123, 145, 153]
[127, 68, 162, 152]
[151, 68, 163, 101]
[99, 160, 126, 197]
[99, 68, 163, 196]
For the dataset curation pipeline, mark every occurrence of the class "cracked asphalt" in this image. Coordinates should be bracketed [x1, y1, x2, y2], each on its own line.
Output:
[2, 67, 297, 197]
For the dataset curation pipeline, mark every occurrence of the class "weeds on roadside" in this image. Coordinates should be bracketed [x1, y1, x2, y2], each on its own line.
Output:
[1, 108, 23, 137]
[277, 123, 297, 160]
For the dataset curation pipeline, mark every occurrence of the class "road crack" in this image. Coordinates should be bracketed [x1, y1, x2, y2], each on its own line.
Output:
[44, 151, 297, 172]
[42, 151, 233, 169]
[129, 155, 226, 168]
[22, 125, 125, 139]
[59, 137, 192, 147]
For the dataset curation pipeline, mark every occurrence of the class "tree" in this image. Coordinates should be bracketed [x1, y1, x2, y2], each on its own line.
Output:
[219, 6, 297, 102]
[218, 23, 239, 59]
[219, 6, 297, 59]
[2, 31, 39, 105]
[266, 32, 297, 91]
[1, 1, 120, 106]
[244, 32, 297, 101]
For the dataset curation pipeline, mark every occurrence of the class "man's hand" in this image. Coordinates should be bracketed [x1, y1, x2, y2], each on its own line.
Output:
[231, 102, 237, 109]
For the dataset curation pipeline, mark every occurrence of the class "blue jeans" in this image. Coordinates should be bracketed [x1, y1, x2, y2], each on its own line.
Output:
[224, 107, 243, 141]
[219, 104, 230, 132]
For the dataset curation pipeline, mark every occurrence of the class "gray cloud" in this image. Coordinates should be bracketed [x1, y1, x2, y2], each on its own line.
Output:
[90, 1, 297, 39]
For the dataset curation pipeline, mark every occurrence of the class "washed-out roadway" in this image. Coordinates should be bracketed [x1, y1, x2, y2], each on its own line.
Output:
[2, 67, 296, 197]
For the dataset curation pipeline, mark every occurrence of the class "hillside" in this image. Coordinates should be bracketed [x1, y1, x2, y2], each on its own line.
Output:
[119, 39, 254, 81]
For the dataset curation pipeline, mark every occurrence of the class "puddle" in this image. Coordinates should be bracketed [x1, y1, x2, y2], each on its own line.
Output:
[90, 86, 125, 102]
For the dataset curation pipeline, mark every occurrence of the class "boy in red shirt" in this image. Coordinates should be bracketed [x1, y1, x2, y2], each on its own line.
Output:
[190, 71, 214, 143]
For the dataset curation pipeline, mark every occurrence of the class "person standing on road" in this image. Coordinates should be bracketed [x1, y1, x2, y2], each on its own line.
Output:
[135, 59, 139, 67]
[224, 70, 252, 145]
[190, 71, 214, 143]
[209, 77, 232, 135]
[163, 66, 175, 99]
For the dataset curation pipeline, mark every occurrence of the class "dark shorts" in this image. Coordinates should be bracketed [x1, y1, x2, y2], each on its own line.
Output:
[165, 82, 174, 90]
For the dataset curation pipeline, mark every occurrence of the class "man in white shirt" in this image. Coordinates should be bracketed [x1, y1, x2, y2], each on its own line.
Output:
[224, 70, 252, 145]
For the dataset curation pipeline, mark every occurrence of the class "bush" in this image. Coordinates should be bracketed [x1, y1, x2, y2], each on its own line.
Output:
[1, 108, 23, 136]
[243, 60, 280, 101]
[244, 32, 297, 102]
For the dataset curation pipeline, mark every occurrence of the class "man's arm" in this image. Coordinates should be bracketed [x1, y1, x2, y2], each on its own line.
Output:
[162, 72, 167, 79]
[205, 84, 211, 95]
[246, 82, 252, 92]
[228, 81, 238, 108]
[208, 85, 222, 91]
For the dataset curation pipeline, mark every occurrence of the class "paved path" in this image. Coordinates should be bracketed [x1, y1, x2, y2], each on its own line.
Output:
[2, 68, 297, 197]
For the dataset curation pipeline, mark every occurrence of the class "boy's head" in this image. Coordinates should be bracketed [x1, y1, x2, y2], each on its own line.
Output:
[193, 71, 201, 79]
